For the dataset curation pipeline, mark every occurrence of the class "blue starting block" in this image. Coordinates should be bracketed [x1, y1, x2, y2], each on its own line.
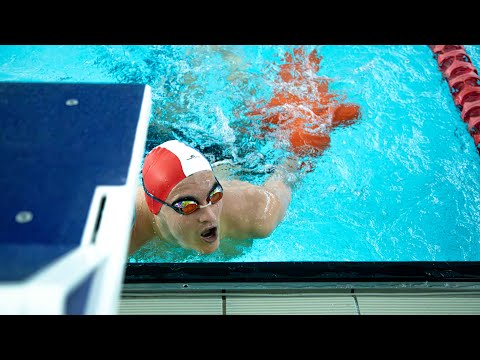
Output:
[0, 82, 151, 314]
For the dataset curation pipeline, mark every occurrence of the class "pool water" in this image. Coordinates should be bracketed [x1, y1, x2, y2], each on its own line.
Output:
[2, 45, 480, 263]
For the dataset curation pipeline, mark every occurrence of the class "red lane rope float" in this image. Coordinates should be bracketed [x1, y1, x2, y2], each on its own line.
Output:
[454, 84, 480, 106]
[429, 45, 480, 153]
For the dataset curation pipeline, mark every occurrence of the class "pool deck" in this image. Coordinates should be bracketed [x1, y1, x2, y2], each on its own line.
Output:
[118, 281, 480, 315]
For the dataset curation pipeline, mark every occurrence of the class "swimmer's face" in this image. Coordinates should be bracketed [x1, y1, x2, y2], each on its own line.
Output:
[159, 170, 223, 254]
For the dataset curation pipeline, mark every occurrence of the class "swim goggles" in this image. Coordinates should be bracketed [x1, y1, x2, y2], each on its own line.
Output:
[142, 177, 224, 215]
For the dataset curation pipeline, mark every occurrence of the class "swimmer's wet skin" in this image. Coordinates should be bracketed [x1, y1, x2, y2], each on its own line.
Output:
[129, 139, 292, 257]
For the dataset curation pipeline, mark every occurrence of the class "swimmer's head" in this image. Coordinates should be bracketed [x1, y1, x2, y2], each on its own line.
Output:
[142, 140, 213, 215]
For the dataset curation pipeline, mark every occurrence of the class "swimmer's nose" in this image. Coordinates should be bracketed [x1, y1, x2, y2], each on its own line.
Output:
[198, 202, 218, 222]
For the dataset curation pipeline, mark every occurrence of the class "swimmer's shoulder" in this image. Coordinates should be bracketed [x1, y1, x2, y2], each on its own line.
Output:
[222, 179, 256, 190]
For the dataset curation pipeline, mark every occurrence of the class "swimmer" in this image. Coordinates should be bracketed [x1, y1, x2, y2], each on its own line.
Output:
[129, 139, 303, 256]
[129, 46, 361, 256]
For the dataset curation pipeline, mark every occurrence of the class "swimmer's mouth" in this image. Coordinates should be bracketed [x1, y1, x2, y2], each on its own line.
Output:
[201, 227, 217, 243]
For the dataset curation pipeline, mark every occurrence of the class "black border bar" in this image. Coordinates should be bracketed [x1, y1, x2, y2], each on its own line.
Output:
[124, 261, 480, 283]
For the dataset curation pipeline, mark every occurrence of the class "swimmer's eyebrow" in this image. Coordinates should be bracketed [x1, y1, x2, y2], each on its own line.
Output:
[171, 181, 220, 204]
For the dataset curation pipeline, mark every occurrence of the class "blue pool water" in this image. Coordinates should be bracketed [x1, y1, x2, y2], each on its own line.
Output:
[2, 45, 480, 263]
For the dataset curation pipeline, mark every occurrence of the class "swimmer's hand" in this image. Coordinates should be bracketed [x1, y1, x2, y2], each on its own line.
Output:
[267, 155, 314, 190]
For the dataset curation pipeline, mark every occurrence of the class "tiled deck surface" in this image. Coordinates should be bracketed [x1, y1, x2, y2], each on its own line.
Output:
[119, 283, 480, 315]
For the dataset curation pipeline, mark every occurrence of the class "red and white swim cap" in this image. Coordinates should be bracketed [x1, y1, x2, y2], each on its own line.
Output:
[142, 140, 213, 214]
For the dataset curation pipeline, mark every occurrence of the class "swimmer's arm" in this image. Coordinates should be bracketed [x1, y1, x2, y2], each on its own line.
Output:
[250, 156, 311, 237]
[222, 157, 310, 240]
[256, 180, 292, 238]
[265, 155, 311, 190]
[222, 181, 289, 240]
